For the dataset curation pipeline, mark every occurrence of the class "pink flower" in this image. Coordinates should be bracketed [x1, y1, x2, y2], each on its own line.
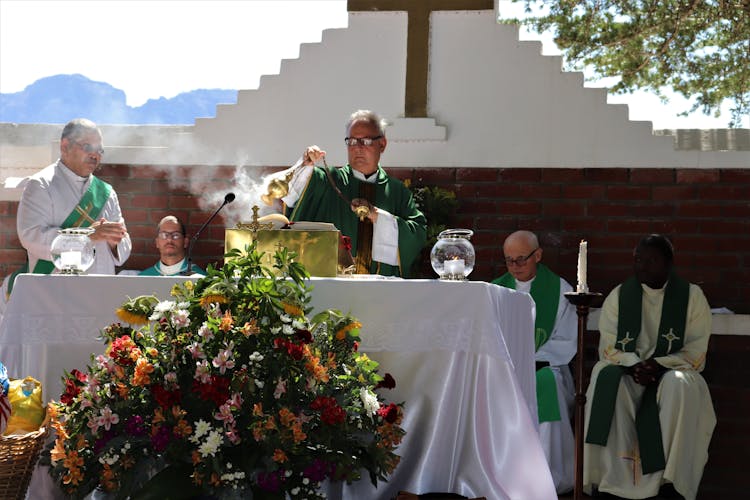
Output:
[212, 347, 235, 374]
[98, 406, 120, 431]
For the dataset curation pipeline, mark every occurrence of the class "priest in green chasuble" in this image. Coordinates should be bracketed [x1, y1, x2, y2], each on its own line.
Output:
[3, 118, 131, 302]
[584, 234, 715, 500]
[492, 230, 577, 494]
[267, 110, 426, 277]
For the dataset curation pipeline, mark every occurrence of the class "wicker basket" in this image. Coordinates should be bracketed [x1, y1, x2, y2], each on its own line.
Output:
[0, 421, 49, 500]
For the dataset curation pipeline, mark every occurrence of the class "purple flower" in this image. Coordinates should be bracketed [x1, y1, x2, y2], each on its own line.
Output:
[257, 470, 284, 492]
[93, 429, 115, 454]
[151, 425, 172, 452]
[303, 458, 334, 482]
[125, 415, 147, 436]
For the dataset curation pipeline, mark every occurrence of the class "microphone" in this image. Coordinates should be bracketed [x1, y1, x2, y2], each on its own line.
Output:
[184, 193, 235, 275]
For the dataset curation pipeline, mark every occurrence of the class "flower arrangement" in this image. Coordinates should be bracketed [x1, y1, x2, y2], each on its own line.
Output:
[45, 244, 405, 499]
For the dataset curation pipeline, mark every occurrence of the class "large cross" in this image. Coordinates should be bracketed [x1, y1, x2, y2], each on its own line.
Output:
[348, 0, 494, 117]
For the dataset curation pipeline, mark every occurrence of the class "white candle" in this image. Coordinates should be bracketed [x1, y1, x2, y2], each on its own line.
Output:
[61, 250, 81, 269]
[576, 240, 588, 293]
[444, 258, 465, 279]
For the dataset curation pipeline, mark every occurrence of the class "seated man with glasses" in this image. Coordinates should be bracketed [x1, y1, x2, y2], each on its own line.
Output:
[8, 118, 131, 297]
[262, 109, 426, 277]
[492, 230, 576, 494]
[139, 215, 205, 276]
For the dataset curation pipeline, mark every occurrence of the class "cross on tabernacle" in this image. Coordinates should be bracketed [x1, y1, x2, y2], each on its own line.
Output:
[347, 0, 494, 117]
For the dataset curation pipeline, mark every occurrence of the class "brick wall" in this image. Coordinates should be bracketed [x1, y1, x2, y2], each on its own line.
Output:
[1, 165, 748, 313]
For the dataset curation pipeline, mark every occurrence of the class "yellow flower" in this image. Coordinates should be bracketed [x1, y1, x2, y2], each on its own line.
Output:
[281, 301, 303, 317]
[115, 308, 149, 326]
[199, 294, 228, 307]
[335, 321, 362, 340]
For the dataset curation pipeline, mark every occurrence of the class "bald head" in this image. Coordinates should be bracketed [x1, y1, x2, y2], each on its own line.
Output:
[502, 230, 542, 282]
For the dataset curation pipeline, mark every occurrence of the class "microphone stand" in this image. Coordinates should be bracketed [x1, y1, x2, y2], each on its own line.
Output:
[184, 193, 235, 276]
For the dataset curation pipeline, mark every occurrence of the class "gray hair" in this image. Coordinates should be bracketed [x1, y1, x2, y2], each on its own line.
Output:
[61, 118, 101, 142]
[346, 109, 387, 136]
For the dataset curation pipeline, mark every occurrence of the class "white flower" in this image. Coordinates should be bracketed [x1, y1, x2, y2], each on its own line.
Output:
[254, 379, 265, 389]
[198, 429, 224, 457]
[191, 419, 212, 443]
[360, 388, 380, 416]
[270, 326, 281, 334]
[171, 309, 191, 328]
[149, 300, 175, 320]
[282, 323, 294, 335]
[292, 319, 306, 330]
[280, 313, 292, 323]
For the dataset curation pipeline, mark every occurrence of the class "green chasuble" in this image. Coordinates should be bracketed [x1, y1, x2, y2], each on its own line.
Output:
[492, 263, 562, 422]
[8, 176, 111, 296]
[287, 165, 426, 278]
[586, 272, 690, 474]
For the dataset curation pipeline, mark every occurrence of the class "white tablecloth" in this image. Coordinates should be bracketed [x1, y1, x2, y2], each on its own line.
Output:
[0, 274, 555, 500]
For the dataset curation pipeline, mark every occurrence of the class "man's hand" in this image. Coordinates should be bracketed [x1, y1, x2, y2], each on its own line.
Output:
[303, 145, 326, 166]
[89, 218, 128, 248]
[351, 198, 377, 223]
[629, 359, 666, 386]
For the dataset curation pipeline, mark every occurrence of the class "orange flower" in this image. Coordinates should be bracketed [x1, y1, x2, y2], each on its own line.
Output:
[253, 403, 264, 416]
[191, 450, 202, 465]
[116, 382, 129, 398]
[50, 437, 67, 465]
[173, 418, 192, 438]
[132, 357, 155, 386]
[241, 319, 261, 336]
[63, 467, 84, 486]
[278, 407, 295, 427]
[153, 407, 165, 424]
[219, 310, 234, 332]
[273, 448, 288, 463]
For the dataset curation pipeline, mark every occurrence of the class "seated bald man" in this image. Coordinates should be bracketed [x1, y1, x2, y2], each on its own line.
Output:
[492, 230, 576, 494]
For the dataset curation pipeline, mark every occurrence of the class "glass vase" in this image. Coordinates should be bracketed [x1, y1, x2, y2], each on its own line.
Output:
[50, 227, 95, 274]
[430, 228, 475, 280]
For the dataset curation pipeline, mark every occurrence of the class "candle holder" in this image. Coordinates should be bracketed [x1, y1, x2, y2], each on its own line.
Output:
[564, 291, 602, 500]
[430, 229, 475, 281]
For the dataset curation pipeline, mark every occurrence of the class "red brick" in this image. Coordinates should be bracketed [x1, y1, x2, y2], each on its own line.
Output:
[626, 203, 676, 217]
[497, 168, 541, 182]
[586, 202, 635, 217]
[456, 183, 520, 198]
[518, 218, 563, 232]
[560, 217, 607, 233]
[461, 199, 499, 214]
[607, 219, 653, 233]
[676, 202, 724, 217]
[652, 219, 705, 234]
[670, 235, 720, 252]
[652, 185, 696, 200]
[720, 204, 750, 218]
[543, 202, 585, 216]
[541, 168, 584, 182]
[586, 168, 630, 183]
[605, 185, 652, 200]
[456, 168, 498, 182]
[130, 194, 169, 208]
[518, 184, 561, 199]
[699, 219, 750, 234]
[412, 168, 456, 184]
[699, 185, 750, 200]
[629, 168, 675, 184]
[562, 185, 606, 199]
[676, 169, 721, 183]
[472, 216, 518, 231]
[497, 200, 540, 216]
[720, 169, 750, 183]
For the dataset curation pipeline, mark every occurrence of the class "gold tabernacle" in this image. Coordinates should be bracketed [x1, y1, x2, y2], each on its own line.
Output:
[225, 227, 339, 277]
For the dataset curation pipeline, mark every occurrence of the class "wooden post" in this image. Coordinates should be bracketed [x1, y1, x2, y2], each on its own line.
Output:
[564, 291, 601, 500]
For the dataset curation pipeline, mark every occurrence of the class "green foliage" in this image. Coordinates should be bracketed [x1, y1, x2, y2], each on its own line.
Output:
[409, 184, 460, 247]
[503, 1, 750, 127]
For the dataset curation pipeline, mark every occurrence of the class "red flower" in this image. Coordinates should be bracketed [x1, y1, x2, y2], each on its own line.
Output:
[321, 404, 346, 425]
[295, 329, 312, 344]
[375, 373, 396, 390]
[151, 384, 182, 408]
[109, 335, 138, 366]
[377, 403, 400, 424]
[192, 376, 231, 406]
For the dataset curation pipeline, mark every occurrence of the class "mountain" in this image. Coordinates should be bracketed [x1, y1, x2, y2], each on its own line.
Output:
[0, 74, 237, 125]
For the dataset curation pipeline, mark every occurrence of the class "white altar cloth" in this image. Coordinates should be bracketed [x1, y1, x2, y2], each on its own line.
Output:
[0, 274, 555, 500]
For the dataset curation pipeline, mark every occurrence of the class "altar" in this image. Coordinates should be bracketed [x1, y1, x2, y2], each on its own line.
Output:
[0, 274, 555, 500]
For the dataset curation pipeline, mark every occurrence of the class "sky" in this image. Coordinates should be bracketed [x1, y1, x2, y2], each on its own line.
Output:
[1, 0, 747, 129]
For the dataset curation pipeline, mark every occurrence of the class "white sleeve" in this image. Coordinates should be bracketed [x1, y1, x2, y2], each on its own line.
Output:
[280, 157, 313, 209]
[536, 278, 578, 366]
[371, 209, 399, 266]
[16, 177, 57, 270]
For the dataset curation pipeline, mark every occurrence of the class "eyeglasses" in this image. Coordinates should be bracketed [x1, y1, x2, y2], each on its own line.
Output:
[344, 136, 382, 147]
[157, 231, 184, 240]
[74, 141, 105, 155]
[504, 248, 539, 267]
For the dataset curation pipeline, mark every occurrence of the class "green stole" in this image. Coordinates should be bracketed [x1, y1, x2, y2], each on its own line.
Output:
[7, 176, 111, 296]
[492, 263, 562, 422]
[586, 272, 689, 474]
